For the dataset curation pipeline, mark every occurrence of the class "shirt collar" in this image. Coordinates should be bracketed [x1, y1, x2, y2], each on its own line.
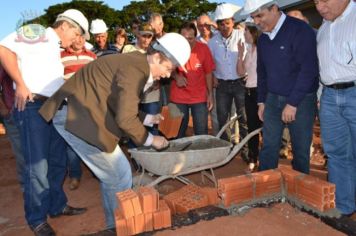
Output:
[335, 0, 354, 22]
[143, 72, 154, 92]
[264, 12, 286, 40]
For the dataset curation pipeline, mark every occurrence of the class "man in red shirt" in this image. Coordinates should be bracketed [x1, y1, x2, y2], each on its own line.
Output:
[61, 35, 96, 190]
[170, 22, 215, 138]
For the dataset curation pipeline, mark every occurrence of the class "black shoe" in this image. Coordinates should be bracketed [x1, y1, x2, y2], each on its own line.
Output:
[81, 228, 116, 236]
[31, 222, 56, 236]
[50, 205, 87, 218]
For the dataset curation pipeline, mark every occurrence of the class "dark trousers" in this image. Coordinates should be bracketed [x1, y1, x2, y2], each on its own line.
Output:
[245, 87, 262, 163]
[216, 79, 248, 159]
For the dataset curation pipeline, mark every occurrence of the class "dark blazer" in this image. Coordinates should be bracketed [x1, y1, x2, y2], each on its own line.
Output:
[40, 51, 150, 152]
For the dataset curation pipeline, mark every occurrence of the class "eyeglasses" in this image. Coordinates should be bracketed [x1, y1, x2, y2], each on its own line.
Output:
[347, 42, 353, 65]
[141, 34, 153, 39]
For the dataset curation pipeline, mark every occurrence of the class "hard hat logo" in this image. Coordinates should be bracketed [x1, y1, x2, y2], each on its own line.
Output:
[153, 33, 191, 70]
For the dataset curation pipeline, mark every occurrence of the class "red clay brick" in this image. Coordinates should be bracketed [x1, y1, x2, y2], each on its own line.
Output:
[218, 176, 254, 192]
[295, 175, 331, 195]
[126, 217, 135, 236]
[114, 209, 128, 236]
[116, 191, 135, 219]
[159, 200, 172, 228]
[137, 186, 159, 213]
[159, 106, 183, 139]
[201, 187, 219, 205]
[134, 214, 145, 234]
[144, 213, 153, 232]
[278, 166, 303, 196]
[153, 211, 163, 230]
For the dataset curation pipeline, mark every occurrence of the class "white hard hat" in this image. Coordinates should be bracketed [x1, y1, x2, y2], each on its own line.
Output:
[56, 9, 90, 40]
[90, 19, 108, 34]
[214, 3, 241, 21]
[152, 33, 191, 70]
[240, 0, 276, 15]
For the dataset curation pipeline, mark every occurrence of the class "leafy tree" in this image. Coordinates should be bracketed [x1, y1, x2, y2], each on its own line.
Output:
[33, 0, 217, 43]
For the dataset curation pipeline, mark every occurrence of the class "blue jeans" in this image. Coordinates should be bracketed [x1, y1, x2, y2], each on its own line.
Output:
[67, 145, 82, 179]
[174, 102, 208, 138]
[319, 86, 356, 215]
[216, 79, 248, 157]
[259, 92, 317, 174]
[53, 106, 132, 229]
[3, 112, 25, 190]
[13, 100, 68, 228]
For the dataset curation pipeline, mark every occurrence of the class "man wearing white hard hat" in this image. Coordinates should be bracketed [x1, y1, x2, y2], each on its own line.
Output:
[39, 32, 191, 234]
[315, 0, 356, 218]
[0, 9, 89, 236]
[90, 19, 117, 57]
[208, 3, 248, 161]
[241, 0, 319, 173]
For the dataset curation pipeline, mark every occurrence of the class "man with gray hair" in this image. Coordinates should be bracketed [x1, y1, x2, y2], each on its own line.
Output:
[240, 0, 319, 173]
[0, 9, 89, 236]
[315, 0, 356, 218]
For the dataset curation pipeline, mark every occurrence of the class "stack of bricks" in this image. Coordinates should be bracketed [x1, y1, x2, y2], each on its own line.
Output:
[163, 185, 219, 214]
[115, 187, 171, 236]
[278, 166, 336, 212]
[218, 169, 282, 207]
[218, 167, 336, 212]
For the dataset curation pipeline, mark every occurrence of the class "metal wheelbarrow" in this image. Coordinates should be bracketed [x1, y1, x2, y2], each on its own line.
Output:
[129, 117, 262, 187]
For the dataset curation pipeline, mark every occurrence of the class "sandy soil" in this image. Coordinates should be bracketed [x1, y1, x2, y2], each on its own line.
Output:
[0, 122, 345, 236]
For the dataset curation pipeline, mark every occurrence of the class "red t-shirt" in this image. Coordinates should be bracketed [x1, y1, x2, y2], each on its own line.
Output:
[170, 41, 215, 104]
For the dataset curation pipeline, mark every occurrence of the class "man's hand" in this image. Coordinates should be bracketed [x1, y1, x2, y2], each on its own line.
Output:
[258, 103, 265, 122]
[151, 114, 164, 124]
[237, 39, 245, 59]
[282, 104, 297, 123]
[207, 93, 214, 111]
[152, 135, 169, 150]
[213, 77, 219, 88]
[15, 84, 32, 111]
[175, 74, 187, 87]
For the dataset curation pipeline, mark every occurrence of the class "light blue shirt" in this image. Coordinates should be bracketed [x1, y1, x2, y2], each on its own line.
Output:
[208, 29, 245, 80]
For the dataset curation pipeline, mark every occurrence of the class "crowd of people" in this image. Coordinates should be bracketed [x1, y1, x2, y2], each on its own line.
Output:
[0, 0, 355, 235]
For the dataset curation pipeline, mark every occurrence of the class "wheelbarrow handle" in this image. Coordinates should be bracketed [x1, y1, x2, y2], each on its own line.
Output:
[216, 116, 239, 139]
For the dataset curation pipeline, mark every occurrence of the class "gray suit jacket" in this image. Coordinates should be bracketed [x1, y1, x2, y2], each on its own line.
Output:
[40, 51, 150, 152]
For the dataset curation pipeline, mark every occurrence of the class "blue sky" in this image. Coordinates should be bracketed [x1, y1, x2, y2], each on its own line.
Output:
[0, 0, 244, 40]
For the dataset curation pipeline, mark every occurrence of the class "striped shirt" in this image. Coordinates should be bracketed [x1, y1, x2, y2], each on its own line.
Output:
[61, 48, 97, 80]
[317, 1, 356, 85]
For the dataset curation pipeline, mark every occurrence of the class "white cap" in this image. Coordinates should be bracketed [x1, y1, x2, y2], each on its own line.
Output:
[240, 0, 276, 15]
[56, 9, 90, 40]
[90, 19, 108, 34]
[152, 33, 191, 71]
[214, 3, 241, 21]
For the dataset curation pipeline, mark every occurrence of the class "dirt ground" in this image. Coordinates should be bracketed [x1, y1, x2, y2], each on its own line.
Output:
[0, 122, 345, 236]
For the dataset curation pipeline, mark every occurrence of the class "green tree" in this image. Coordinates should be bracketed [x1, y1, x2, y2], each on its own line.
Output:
[34, 0, 217, 43]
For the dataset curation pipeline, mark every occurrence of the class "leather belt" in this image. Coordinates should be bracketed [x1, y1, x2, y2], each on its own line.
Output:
[32, 94, 48, 102]
[325, 82, 355, 90]
[217, 77, 245, 84]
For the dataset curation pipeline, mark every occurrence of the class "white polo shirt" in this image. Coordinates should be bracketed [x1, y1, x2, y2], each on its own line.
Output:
[0, 27, 64, 97]
[208, 29, 245, 80]
[317, 1, 356, 85]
